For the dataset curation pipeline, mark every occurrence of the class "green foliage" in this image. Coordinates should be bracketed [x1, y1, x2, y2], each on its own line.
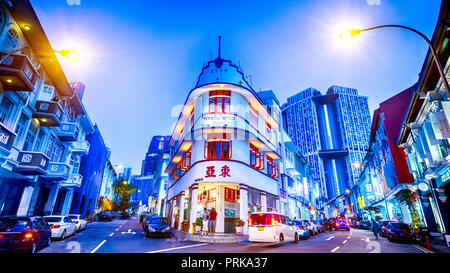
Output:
[112, 178, 136, 213]
[235, 219, 245, 226]
[195, 217, 203, 226]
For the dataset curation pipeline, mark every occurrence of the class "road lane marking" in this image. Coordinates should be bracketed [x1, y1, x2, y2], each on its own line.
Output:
[326, 236, 335, 240]
[90, 240, 107, 253]
[331, 246, 340, 252]
[413, 244, 433, 253]
[342, 240, 347, 244]
[109, 233, 114, 237]
[115, 228, 119, 231]
[146, 243, 210, 253]
[347, 236, 351, 239]
[121, 229, 136, 235]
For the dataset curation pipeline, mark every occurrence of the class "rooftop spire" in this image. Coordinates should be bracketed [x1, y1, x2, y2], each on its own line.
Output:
[215, 35, 224, 68]
[218, 35, 221, 59]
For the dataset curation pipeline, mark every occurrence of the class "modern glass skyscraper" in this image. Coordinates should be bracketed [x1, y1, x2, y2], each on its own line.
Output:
[282, 86, 371, 202]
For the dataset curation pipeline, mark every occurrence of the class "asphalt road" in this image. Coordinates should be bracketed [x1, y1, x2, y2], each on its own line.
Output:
[38, 217, 433, 253]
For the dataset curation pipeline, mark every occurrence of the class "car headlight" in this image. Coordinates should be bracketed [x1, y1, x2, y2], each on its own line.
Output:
[164, 227, 170, 232]
[147, 227, 155, 231]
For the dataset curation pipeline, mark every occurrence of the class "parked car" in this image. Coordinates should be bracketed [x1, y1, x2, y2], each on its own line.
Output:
[98, 212, 113, 222]
[335, 219, 350, 231]
[386, 222, 415, 242]
[301, 219, 318, 235]
[140, 212, 149, 223]
[313, 220, 324, 233]
[379, 220, 395, 238]
[291, 220, 309, 240]
[0, 216, 52, 253]
[67, 214, 87, 232]
[143, 216, 170, 238]
[120, 212, 131, 219]
[43, 215, 76, 240]
[248, 212, 300, 243]
[142, 214, 154, 231]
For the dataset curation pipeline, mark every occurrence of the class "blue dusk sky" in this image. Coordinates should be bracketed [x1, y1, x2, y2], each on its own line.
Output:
[30, 0, 441, 174]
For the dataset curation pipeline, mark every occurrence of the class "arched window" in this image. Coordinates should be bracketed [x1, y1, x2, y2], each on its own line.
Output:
[6, 28, 19, 49]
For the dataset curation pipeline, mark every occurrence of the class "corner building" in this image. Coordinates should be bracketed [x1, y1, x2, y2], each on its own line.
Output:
[165, 55, 281, 235]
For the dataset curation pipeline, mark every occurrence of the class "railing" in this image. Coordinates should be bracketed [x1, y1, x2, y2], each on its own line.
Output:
[0, 53, 39, 92]
[32, 100, 63, 126]
[61, 173, 83, 187]
[13, 151, 49, 175]
[70, 140, 90, 155]
[44, 162, 70, 180]
[0, 122, 16, 156]
[56, 122, 80, 141]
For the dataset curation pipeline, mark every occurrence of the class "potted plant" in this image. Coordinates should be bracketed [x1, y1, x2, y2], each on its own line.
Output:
[194, 217, 203, 233]
[181, 220, 189, 232]
[235, 219, 245, 234]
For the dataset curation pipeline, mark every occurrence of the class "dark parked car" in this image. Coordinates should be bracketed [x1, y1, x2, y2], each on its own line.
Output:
[143, 216, 170, 238]
[379, 220, 395, 237]
[335, 219, 350, 231]
[140, 212, 149, 223]
[98, 212, 113, 222]
[120, 212, 131, 219]
[360, 221, 372, 230]
[386, 222, 415, 242]
[0, 216, 52, 253]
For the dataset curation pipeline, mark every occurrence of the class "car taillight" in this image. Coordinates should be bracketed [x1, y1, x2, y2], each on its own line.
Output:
[51, 225, 61, 229]
[75, 221, 79, 224]
[24, 232, 33, 239]
[299, 226, 305, 230]
[336, 223, 339, 226]
[346, 223, 349, 226]
[248, 219, 252, 227]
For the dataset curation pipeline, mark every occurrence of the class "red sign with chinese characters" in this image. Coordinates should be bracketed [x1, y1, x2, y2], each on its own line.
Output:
[224, 187, 236, 202]
[205, 165, 231, 178]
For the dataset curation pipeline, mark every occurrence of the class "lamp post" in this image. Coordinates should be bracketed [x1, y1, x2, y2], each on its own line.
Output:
[0, 45, 80, 65]
[340, 25, 450, 98]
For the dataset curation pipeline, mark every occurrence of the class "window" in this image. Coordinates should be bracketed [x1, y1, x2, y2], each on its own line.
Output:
[181, 148, 191, 171]
[14, 114, 28, 146]
[208, 90, 231, 113]
[250, 144, 264, 170]
[267, 155, 279, 178]
[45, 135, 55, 156]
[265, 121, 272, 140]
[6, 28, 18, 49]
[204, 140, 231, 160]
[50, 140, 64, 162]
[23, 121, 39, 151]
[249, 105, 258, 128]
[0, 96, 13, 124]
[33, 130, 46, 152]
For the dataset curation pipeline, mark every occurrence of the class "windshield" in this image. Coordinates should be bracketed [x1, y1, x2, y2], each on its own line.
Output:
[150, 218, 168, 225]
[292, 221, 303, 226]
[391, 223, 410, 229]
[43, 217, 62, 223]
[0, 218, 30, 230]
[68, 216, 79, 220]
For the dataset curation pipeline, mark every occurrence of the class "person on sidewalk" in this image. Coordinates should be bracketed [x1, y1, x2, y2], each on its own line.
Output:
[208, 207, 217, 234]
[372, 219, 380, 240]
[202, 208, 209, 235]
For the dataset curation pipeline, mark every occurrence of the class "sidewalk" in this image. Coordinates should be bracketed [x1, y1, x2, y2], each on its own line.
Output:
[417, 236, 450, 253]
[171, 230, 248, 244]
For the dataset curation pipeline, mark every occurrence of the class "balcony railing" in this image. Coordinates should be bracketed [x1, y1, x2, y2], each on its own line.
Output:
[70, 140, 90, 155]
[0, 53, 39, 92]
[56, 122, 80, 142]
[13, 151, 49, 175]
[32, 100, 63, 127]
[0, 123, 16, 157]
[43, 162, 70, 180]
[61, 173, 83, 187]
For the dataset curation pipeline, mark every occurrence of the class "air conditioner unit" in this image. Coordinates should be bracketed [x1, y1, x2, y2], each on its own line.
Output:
[37, 84, 55, 102]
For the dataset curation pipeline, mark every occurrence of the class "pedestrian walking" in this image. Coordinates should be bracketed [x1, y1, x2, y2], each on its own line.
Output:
[202, 208, 209, 235]
[372, 219, 380, 240]
[208, 207, 217, 234]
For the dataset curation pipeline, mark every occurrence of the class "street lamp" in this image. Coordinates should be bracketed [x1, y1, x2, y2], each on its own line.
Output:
[340, 24, 450, 98]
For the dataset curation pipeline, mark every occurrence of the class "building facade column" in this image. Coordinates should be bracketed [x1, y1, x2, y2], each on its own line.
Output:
[260, 191, 267, 212]
[170, 199, 176, 228]
[178, 192, 185, 231]
[43, 183, 60, 216]
[239, 184, 249, 235]
[60, 188, 74, 216]
[189, 184, 198, 233]
[217, 185, 224, 233]
[16, 185, 35, 216]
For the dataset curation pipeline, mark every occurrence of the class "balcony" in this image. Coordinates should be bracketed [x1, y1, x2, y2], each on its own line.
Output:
[56, 122, 80, 141]
[0, 53, 39, 92]
[13, 151, 49, 175]
[70, 140, 90, 155]
[43, 162, 70, 180]
[61, 173, 83, 188]
[0, 123, 16, 157]
[32, 101, 63, 126]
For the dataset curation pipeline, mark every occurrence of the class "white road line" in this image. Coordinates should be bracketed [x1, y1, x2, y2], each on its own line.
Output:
[326, 236, 335, 240]
[146, 243, 210, 253]
[109, 233, 114, 237]
[115, 228, 119, 231]
[90, 240, 107, 253]
[347, 236, 351, 239]
[342, 240, 347, 244]
[331, 246, 340, 253]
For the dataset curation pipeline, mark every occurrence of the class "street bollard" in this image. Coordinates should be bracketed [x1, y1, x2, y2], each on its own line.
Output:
[425, 236, 431, 250]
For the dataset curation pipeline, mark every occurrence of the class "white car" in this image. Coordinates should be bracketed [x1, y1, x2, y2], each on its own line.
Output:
[43, 215, 76, 240]
[68, 214, 87, 232]
[248, 212, 300, 243]
[300, 219, 319, 235]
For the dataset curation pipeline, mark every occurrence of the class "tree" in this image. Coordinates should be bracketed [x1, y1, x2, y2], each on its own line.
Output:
[396, 190, 422, 229]
[112, 179, 136, 213]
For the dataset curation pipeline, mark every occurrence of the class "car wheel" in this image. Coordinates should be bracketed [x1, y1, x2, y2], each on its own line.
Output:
[279, 234, 284, 243]
[60, 230, 66, 240]
[29, 241, 37, 253]
[294, 233, 299, 243]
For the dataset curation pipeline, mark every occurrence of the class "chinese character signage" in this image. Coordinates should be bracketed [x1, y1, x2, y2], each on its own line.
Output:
[224, 187, 236, 202]
[205, 165, 231, 179]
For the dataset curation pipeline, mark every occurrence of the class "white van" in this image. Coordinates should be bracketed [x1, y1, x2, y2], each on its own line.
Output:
[248, 212, 299, 243]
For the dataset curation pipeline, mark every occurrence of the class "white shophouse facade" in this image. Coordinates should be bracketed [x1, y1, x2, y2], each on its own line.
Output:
[164, 56, 282, 234]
